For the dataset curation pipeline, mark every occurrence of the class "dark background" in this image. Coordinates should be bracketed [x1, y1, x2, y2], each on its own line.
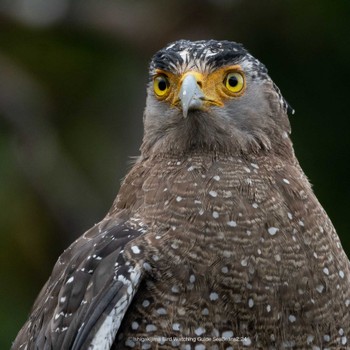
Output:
[1, 0, 349, 347]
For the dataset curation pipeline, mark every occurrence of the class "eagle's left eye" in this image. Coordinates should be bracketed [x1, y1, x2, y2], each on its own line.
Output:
[153, 75, 170, 97]
[224, 72, 245, 94]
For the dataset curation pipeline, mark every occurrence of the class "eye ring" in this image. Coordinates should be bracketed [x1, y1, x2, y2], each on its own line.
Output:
[153, 74, 170, 97]
[224, 71, 245, 94]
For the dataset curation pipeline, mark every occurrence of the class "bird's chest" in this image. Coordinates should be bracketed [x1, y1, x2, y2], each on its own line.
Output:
[116, 157, 281, 347]
[125, 155, 288, 295]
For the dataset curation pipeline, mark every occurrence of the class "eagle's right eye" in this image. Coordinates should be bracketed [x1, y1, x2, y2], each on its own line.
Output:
[154, 75, 170, 97]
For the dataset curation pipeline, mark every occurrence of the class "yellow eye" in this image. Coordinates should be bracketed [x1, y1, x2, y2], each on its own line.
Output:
[153, 75, 170, 97]
[224, 72, 244, 93]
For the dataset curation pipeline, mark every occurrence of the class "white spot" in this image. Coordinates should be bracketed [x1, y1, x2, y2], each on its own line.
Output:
[275, 254, 281, 262]
[257, 248, 262, 255]
[131, 246, 141, 254]
[323, 267, 329, 275]
[213, 175, 220, 181]
[189, 275, 196, 283]
[66, 276, 74, 284]
[246, 230, 252, 236]
[252, 203, 258, 208]
[222, 331, 233, 338]
[209, 190, 218, 197]
[227, 220, 237, 227]
[316, 284, 324, 293]
[125, 339, 135, 348]
[142, 300, 150, 308]
[157, 308, 167, 315]
[171, 242, 179, 249]
[307, 335, 314, 344]
[266, 305, 271, 312]
[339, 328, 344, 336]
[223, 190, 232, 197]
[345, 299, 350, 307]
[241, 258, 248, 267]
[242, 338, 252, 346]
[268, 227, 279, 236]
[248, 298, 254, 308]
[198, 208, 205, 216]
[202, 308, 209, 315]
[194, 200, 201, 204]
[298, 220, 305, 227]
[243, 167, 251, 173]
[172, 285, 180, 293]
[195, 345, 205, 350]
[283, 178, 290, 184]
[221, 266, 228, 274]
[60, 296, 66, 303]
[288, 315, 296, 323]
[163, 187, 168, 192]
[172, 340, 180, 347]
[323, 334, 330, 342]
[341, 336, 347, 345]
[339, 270, 345, 279]
[212, 211, 219, 219]
[176, 161, 181, 165]
[313, 252, 318, 259]
[172, 323, 181, 331]
[223, 250, 232, 258]
[287, 212, 293, 220]
[143, 262, 152, 271]
[176, 196, 182, 202]
[210, 292, 219, 301]
[282, 131, 289, 139]
[131, 321, 139, 330]
[250, 163, 259, 169]
[195, 327, 206, 336]
[146, 324, 157, 332]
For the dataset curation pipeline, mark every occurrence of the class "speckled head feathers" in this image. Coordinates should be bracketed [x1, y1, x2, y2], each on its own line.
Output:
[150, 39, 293, 115]
[150, 40, 252, 72]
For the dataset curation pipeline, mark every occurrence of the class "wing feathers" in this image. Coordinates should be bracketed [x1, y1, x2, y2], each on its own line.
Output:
[12, 220, 145, 350]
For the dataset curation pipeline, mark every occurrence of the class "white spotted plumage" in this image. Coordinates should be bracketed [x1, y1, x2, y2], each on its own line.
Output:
[12, 39, 350, 350]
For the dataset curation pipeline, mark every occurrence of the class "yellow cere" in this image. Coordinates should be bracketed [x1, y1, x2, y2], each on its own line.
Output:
[153, 65, 246, 108]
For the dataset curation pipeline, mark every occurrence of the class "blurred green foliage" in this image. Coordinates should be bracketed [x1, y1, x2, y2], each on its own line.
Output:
[1, 0, 349, 347]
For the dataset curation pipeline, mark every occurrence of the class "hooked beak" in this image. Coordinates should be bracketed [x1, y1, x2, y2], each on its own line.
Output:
[178, 74, 205, 118]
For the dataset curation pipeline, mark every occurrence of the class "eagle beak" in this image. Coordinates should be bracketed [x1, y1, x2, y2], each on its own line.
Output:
[179, 74, 205, 118]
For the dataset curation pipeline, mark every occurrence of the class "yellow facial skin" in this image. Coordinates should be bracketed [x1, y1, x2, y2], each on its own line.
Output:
[152, 65, 246, 111]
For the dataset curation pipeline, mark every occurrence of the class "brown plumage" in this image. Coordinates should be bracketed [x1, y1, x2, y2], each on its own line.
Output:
[13, 40, 350, 350]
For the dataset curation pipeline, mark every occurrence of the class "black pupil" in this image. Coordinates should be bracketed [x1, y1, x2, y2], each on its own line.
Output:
[228, 75, 238, 87]
[158, 78, 167, 91]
